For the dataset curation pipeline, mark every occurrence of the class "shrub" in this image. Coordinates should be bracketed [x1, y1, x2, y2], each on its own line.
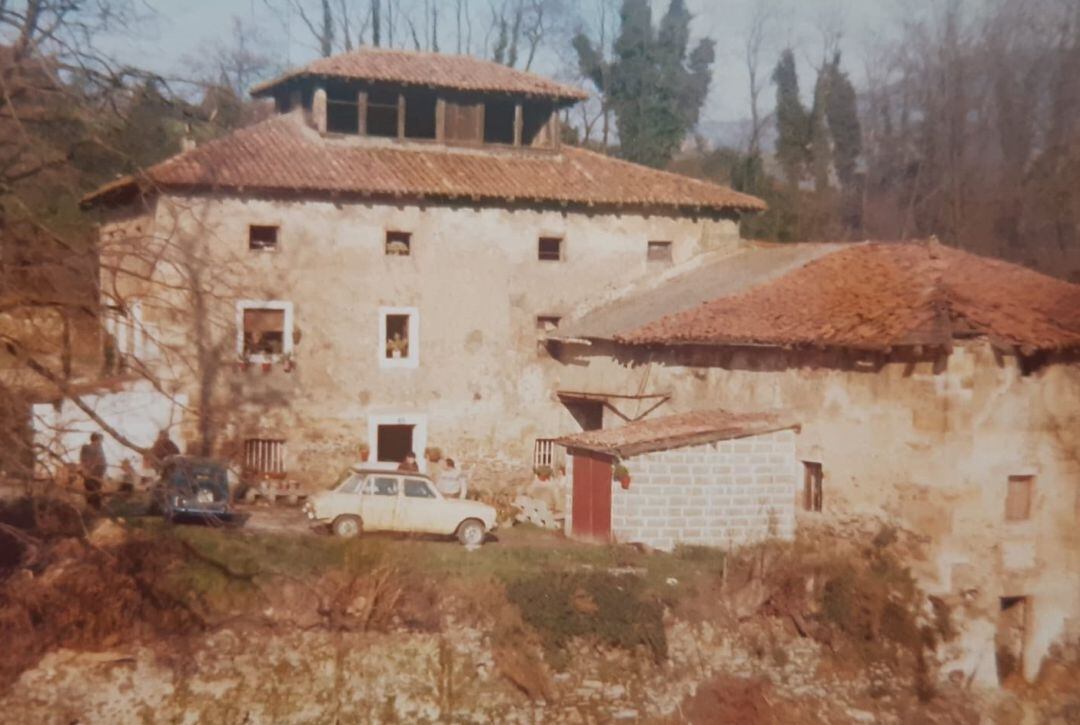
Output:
[506, 570, 666, 668]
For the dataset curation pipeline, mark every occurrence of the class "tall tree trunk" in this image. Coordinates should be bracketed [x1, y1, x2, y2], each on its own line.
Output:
[371, 0, 381, 46]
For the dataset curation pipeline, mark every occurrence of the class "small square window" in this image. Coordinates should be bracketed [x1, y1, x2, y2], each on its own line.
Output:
[538, 236, 563, 261]
[249, 225, 279, 251]
[386, 230, 412, 256]
[1005, 475, 1034, 521]
[536, 315, 561, 332]
[647, 241, 673, 263]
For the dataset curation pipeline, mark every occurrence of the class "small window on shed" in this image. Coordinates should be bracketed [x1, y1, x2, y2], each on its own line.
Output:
[385, 230, 412, 256]
[647, 241, 673, 264]
[249, 225, 279, 251]
[366, 89, 399, 137]
[1005, 475, 1034, 521]
[802, 461, 823, 512]
[538, 236, 563, 262]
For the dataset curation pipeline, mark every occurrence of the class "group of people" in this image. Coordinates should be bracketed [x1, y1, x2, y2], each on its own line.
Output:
[395, 450, 468, 498]
[76, 429, 181, 508]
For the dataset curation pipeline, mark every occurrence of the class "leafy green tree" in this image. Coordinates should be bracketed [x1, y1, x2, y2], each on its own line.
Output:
[574, 0, 715, 168]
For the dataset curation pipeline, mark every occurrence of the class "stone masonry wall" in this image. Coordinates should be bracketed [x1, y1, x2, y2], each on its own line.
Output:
[609, 429, 797, 551]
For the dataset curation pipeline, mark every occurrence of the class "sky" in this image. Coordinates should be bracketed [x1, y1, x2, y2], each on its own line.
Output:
[100, 0, 898, 130]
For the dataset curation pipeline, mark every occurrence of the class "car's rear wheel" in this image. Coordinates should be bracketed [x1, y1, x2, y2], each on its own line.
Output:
[332, 515, 362, 538]
[457, 519, 485, 547]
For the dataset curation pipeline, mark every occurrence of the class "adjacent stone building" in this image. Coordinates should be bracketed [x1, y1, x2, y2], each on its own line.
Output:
[81, 48, 763, 482]
[549, 239, 1080, 685]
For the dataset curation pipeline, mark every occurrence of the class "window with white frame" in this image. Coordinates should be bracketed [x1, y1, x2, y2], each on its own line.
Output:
[237, 300, 294, 361]
[378, 306, 419, 368]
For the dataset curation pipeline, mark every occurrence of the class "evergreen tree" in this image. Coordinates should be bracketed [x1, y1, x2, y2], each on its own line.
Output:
[823, 53, 862, 189]
[771, 49, 811, 186]
[574, 0, 715, 168]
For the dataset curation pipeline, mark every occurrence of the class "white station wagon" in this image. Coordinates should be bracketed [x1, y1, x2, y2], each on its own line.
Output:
[304, 467, 497, 546]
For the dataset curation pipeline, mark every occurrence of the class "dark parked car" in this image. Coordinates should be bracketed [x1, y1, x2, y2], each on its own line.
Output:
[151, 456, 236, 523]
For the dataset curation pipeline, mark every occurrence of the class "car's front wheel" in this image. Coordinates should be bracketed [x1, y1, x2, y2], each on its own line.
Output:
[332, 514, 362, 538]
[456, 519, 485, 547]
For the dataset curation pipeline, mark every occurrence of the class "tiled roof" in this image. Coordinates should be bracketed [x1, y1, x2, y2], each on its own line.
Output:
[617, 241, 1080, 352]
[554, 242, 842, 341]
[82, 113, 766, 213]
[251, 48, 588, 101]
[555, 409, 798, 458]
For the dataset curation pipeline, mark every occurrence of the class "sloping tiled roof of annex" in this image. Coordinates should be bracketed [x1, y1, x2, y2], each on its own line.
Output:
[251, 47, 589, 101]
[553, 242, 844, 341]
[617, 240, 1080, 353]
[555, 409, 799, 458]
[81, 113, 767, 213]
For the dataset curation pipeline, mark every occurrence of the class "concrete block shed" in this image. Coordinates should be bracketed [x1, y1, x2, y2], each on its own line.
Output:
[556, 409, 800, 551]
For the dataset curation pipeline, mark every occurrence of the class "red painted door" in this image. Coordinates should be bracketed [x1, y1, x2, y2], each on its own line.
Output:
[571, 451, 613, 541]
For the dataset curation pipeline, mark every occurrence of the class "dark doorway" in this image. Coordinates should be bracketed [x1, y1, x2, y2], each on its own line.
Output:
[996, 596, 1028, 684]
[377, 424, 414, 464]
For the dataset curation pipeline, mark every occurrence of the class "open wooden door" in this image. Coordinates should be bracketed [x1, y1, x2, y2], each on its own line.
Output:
[571, 450, 613, 541]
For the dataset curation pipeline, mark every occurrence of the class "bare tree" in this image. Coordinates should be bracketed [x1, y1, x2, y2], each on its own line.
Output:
[744, 1, 777, 157]
[185, 17, 283, 99]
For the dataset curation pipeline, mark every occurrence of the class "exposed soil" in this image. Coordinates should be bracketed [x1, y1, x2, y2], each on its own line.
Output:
[681, 674, 803, 725]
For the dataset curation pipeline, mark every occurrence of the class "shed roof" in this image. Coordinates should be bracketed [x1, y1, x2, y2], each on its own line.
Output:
[555, 409, 798, 458]
[81, 113, 766, 213]
[251, 47, 588, 101]
[618, 240, 1080, 353]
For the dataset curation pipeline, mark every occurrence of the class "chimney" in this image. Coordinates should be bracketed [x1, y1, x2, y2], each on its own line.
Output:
[180, 124, 196, 152]
[313, 87, 328, 135]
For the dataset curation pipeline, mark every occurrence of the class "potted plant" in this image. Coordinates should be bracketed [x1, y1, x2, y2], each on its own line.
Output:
[613, 463, 631, 489]
[425, 446, 442, 463]
[235, 357, 250, 373]
[358, 442, 370, 463]
[534, 464, 553, 482]
[261, 360, 273, 374]
[387, 334, 408, 359]
[282, 353, 295, 373]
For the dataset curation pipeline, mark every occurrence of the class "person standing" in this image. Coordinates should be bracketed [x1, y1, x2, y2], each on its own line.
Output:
[79, 433, 107, 509]
[397, 451, 420, 473]
[435, 458, 467, 499]
[150, 429, 181, 471]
